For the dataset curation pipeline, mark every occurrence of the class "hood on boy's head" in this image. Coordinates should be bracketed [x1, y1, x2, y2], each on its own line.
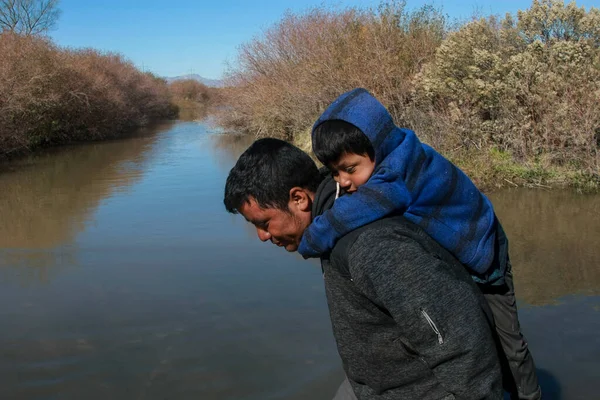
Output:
[312, 88, 400, 166]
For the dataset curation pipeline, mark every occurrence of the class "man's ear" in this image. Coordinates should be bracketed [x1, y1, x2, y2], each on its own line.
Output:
[289, 187, 312, 212]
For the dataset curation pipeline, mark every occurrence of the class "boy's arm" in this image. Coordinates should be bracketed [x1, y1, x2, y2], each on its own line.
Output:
[348, 230, 502, 399]
[298, 169, 411, 258]
[299, 128, 427, 258]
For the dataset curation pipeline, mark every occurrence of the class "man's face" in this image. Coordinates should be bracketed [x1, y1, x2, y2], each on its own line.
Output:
[238, 196, 312, 252]
[330, 152, 375, 193]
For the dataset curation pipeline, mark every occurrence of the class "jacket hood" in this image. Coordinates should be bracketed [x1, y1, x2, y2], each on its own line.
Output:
[312, 88, 404, 166]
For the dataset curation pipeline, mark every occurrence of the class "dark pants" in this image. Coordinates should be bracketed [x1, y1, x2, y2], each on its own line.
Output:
[480, 258, 541, 400]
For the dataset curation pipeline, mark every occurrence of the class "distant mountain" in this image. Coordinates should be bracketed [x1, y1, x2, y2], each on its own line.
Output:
[165, 74, 224, 87]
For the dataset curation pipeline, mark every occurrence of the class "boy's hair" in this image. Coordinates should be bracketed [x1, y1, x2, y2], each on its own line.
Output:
[312, 119, 375, 166]
[224, 138, 322, 214]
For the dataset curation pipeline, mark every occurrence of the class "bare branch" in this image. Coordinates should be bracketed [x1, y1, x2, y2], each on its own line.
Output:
[0, 0, 60, 35]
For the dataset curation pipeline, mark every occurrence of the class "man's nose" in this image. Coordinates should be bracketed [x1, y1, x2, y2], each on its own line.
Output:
[256, 227, 271, 242]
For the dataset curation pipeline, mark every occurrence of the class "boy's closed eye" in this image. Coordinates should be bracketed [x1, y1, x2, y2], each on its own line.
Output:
[330, 166, 356, 175]
[329, 152, 376, 190]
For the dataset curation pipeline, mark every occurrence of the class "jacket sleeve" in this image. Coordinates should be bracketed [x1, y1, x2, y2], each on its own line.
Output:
[347, 230, 503, 400]
[298, 169, 412, 258]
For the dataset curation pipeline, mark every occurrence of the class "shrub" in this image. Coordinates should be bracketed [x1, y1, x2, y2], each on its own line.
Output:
[169, 79, 211, 103]
[413, 0, 600, 175]
[168, 79, 223, 120]
[216, 0, 600, 189]
[0, 32, 175, 156]
[217, 1, 446, 139]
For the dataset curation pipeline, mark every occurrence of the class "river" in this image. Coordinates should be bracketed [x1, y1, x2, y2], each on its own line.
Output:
[0, 121, 598, 400]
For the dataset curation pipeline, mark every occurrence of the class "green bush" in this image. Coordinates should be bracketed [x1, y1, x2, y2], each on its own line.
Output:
[413, 0, 600, 176]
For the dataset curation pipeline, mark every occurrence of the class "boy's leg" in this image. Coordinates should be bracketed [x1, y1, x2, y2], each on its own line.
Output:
[482, 261, 541, 400]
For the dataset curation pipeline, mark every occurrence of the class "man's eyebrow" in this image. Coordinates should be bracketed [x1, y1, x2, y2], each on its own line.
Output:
[246, 217, 267, 226]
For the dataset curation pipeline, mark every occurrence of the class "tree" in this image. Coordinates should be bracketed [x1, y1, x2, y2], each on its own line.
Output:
[0, 0, 60, 36]
[517, 0, 600, 45]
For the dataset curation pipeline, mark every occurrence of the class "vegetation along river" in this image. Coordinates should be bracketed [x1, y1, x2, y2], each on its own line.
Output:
[0, 121, 598, 399]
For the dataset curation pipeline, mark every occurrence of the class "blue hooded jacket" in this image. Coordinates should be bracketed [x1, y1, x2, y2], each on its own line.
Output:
[299, 88, 503, 284]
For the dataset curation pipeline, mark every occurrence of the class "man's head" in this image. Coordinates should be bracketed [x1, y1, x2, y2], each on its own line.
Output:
[313, 119, 376, 193]
[224, 138, 322, 251]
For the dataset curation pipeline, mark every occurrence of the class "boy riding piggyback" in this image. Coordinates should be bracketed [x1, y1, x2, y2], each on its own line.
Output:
[299, 88, 541, 400]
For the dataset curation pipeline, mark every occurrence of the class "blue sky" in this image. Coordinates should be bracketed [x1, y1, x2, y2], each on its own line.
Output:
[50, 0, 599, 80]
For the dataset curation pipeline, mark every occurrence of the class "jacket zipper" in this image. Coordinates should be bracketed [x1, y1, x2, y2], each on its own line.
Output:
[421, 309, 444, 345]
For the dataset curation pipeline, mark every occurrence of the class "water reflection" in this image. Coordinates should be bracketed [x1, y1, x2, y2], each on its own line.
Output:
[0, 122, 173, 282]
[210, 133, 254, 163]
[0, 122, 342, 400]
[0, 125, 172, 248]
[208, 133, 255, 178]
[518, 294, 600, 399]
[177, 104, 209, 122]
[490, 189, 600, 305]
[0, 249, 78, 285]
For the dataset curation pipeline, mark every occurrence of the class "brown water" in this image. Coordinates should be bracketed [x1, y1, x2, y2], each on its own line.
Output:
[0, 121, 598, 399]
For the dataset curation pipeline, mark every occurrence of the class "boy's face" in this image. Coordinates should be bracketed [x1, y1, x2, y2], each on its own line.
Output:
[330, 152, 375, 193]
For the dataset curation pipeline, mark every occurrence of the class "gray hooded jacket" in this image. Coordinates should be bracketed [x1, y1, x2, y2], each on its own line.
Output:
[314, 172, 503, 400]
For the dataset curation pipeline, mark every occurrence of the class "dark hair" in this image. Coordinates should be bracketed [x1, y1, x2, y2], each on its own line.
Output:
[224, 138, 322, 214]
[312, 119, 375, 166]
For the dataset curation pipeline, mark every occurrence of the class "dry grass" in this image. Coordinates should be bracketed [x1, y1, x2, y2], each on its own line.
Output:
[216, 1, 445, 140]
[0, 32, 176, 156]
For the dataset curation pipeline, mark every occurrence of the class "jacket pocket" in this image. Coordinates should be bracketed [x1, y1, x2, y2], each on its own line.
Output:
[421, 309, 444, 345]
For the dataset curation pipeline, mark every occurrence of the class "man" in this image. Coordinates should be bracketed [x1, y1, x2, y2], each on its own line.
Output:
[224, 138, 503, 399]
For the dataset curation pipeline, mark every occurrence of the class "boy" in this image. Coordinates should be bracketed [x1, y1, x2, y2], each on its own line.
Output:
[298, 88, 541, 400]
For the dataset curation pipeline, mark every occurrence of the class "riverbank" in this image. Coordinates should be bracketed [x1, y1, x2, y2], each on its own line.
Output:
[0, 121, 181, 172]
[0, 33, 177, 158]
